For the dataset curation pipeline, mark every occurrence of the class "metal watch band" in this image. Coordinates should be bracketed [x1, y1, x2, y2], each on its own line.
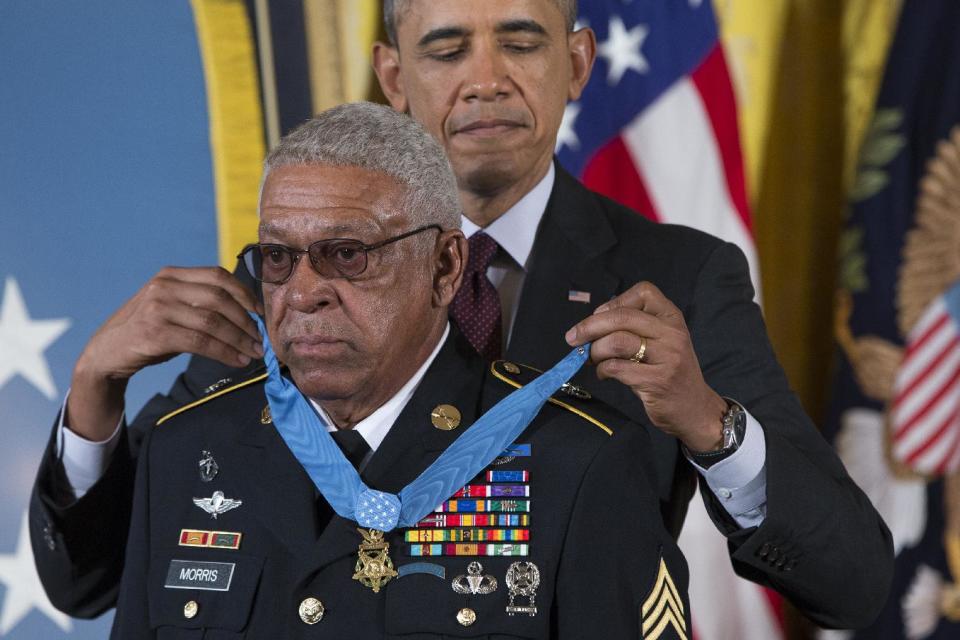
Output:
[686, 399, 747, 469]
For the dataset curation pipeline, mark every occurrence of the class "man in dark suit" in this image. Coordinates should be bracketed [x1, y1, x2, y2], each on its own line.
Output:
[31, 0, 893, 630]
[109, 101, 690, 639]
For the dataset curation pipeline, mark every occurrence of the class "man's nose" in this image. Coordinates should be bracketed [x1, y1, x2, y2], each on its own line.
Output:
[282, 255, 337, 312]
[461, 44, 512, 102]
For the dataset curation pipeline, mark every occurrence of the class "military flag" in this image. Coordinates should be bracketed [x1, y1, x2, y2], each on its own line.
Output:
[555, 2, 780, 639]
[829, 1, 960, 638]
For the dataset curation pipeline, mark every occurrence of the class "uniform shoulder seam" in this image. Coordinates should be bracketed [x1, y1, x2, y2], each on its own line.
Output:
[489, 361, 613, 436]
[155, 372, 268, 426]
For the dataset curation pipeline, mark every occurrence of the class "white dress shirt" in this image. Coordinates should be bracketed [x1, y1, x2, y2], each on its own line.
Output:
[58, 167, 767, 528]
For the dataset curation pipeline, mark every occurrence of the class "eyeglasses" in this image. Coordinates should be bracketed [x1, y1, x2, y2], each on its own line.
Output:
[237, 224, 442, 284]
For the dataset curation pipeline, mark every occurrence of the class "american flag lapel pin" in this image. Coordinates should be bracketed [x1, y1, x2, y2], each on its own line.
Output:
[568, 290, 591, 304]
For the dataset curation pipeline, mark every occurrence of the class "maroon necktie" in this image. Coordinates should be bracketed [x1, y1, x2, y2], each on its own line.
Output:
[451, 231, 502, 361]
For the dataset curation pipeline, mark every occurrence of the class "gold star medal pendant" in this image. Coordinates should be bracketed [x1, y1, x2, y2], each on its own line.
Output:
[352, 528, 398, 593]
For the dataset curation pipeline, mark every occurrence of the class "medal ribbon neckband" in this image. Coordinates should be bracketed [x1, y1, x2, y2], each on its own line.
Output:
[250, 314, 589, 588]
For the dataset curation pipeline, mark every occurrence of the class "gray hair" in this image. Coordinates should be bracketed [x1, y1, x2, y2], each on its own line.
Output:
[262, 102, 461, 231]
[383, 0, 578, 45]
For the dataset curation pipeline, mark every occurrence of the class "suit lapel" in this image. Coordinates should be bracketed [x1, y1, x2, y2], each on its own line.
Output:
[509, 164, 622, 368]
[303, 331, 488, 573]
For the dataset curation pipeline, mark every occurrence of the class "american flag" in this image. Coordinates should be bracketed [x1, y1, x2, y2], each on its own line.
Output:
[891, 282, 960, 476]
[556, 2, 778, 639]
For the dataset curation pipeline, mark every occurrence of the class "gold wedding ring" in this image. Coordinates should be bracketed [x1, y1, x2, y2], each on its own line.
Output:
[630, 337, 648, 364]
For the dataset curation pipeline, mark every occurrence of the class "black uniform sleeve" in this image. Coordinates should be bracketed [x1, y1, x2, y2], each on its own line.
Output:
[554, 426, 691, 639]
[28, 356, 251, 618]
[686, 240, 894, 629]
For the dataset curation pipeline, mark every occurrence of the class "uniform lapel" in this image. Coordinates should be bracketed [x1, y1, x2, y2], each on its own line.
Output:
[303, 330, 488, 573]
[508, 164, 622, 368]
[233, 390, 322, 556]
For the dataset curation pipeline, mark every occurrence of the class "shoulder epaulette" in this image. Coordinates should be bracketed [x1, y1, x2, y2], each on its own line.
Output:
[490, 360, 613, 436]
[156, 370, 268, 427]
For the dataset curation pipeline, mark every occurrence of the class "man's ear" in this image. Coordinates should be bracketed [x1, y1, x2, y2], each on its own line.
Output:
[567, 27, 597, 101]
[433, 230, 467, 307]
[372, 41, 409, 113]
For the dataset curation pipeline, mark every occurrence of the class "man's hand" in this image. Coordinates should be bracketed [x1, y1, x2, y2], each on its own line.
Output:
[565, 281, 727, 452]
[67, 267, 264, 441]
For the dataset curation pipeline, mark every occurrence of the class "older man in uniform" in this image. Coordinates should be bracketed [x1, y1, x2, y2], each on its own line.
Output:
[32, 0, 892, 630]
[108, 102, 689, 639]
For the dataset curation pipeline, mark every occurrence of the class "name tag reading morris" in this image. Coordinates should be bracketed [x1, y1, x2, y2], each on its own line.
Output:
[164, 560, 235, 591]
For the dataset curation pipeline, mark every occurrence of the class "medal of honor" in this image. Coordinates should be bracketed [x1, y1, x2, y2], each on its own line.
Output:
[352, 528, 398, 593]
[252, 313, 587, 595]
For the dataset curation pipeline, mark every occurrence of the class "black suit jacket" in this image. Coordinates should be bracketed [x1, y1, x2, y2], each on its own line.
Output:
[31, 164, 893, 628]
[110, 331, 691, 639]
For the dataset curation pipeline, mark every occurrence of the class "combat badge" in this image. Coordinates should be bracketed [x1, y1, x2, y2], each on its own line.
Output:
[505, 561, 540, 616]
[192, 491, 242, 519]
[452, 561, 498, 595]
[198, 450, 218, 482]
[352, 528, 398, 593]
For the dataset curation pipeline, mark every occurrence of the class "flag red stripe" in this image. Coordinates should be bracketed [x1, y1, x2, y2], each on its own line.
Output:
[894, 365, 960, 439]
[690, 44, 752, 233]
[893, 334, 960, 406]
[582, 135, 660, 221]
[904, 409, 959, 464]
[933, 420, 960, 475]
[904, 313, 950, 359]
[894, 363, 960, 439]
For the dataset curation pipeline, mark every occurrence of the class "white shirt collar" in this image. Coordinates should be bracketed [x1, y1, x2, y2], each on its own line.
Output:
[309, 323, 450, 453]
[460, 163, 555, 270]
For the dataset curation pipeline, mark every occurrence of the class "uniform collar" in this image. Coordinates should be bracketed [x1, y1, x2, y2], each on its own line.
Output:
[460, 163, 555, 270]
[309, 323, 450, 452]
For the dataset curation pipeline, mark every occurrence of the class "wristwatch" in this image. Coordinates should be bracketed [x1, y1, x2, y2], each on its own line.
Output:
[686, 399, 747, 469]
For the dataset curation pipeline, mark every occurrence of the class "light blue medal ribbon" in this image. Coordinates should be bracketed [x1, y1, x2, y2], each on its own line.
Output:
[250, 313, 589, 532]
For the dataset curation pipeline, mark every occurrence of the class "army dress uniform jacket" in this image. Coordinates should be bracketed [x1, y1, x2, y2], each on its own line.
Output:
[32, 163, 893, 628]
[109, 333, 691, 639]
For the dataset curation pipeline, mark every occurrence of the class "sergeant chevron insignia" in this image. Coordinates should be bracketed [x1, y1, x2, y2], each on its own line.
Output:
[641, 558, 687, 640]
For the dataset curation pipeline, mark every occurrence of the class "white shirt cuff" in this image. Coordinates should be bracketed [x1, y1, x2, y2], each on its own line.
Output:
[55, 389, 125, 499]
[687, 409, 767, 529]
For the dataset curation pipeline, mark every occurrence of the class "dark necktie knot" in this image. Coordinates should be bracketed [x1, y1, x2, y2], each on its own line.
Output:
[331, 428, 371, 470]
[465, 231, 499, 274]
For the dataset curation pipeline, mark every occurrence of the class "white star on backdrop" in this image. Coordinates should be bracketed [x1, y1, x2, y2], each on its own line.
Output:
[556, 102, 582, 152]
[0, 512, 73, 635]
[598, 15, 650, 86]
[0, 277, 71, 400]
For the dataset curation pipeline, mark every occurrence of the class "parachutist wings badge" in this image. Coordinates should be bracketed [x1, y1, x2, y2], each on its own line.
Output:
[193, 490, 242, 519]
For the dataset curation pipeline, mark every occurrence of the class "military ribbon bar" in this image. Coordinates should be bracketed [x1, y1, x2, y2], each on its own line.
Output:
[415, 514, 530, 528]
[435, 499, 530, 513]
[486, 470, 530, 482]
[404, 528, 530, 542]
[452, 484, 530, 497]
[408, 543, 530, 557]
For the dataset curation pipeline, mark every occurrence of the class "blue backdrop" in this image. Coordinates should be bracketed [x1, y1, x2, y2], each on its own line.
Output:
[0, 2, 218, 637]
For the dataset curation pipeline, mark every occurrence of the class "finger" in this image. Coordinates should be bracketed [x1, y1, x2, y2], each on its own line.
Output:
[588, 331, 656, 365]
[151, 275, 263, 345]
[594, 281, 681, 321]
[159, 299, 264, 360]
[565, 305, 667, 346]
[595, 357, 660, 387]
[158, 266, 264, 316]
[155, 323, 256, 368]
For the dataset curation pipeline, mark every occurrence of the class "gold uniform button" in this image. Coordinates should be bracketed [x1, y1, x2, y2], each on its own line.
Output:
[503, 362, 521, 374]
[431, 404, 461, 431]
[183, 600, 198, 619]
[457, 607, 477, 626]
[299, 597, 325, 624]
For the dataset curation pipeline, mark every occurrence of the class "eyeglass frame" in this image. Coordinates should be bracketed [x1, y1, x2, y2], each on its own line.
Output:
[237, 224, 443, 284]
